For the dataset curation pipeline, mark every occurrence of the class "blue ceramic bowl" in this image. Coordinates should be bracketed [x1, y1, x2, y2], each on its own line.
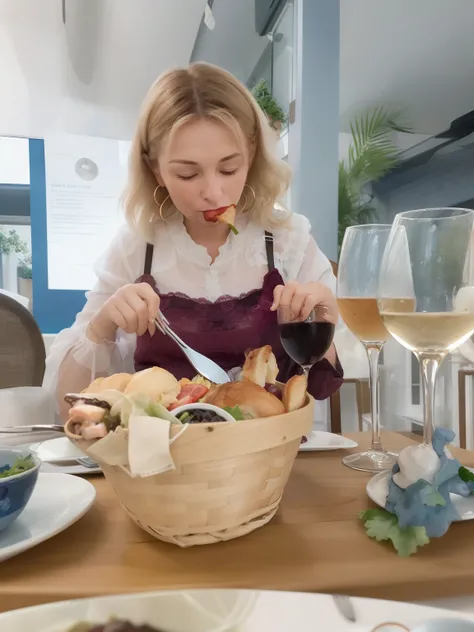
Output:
[0, 449, 41, 533]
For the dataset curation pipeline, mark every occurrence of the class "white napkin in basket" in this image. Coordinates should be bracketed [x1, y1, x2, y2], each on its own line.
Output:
[86, 425, 129, 466]
[128, 415, 175, 478]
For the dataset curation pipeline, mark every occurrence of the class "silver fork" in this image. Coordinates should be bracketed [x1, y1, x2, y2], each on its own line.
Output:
[76, 456, 99, 469]
[154, 311, 230, 384]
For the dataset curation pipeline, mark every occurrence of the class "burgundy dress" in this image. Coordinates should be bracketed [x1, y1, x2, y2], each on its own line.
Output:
[134, 232, 343, 400]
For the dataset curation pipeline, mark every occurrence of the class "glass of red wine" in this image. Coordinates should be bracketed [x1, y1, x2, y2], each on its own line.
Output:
[278, 306, 335, 378]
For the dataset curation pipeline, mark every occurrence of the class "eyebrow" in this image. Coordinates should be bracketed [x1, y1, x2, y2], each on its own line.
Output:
[168, 152, 241, 165]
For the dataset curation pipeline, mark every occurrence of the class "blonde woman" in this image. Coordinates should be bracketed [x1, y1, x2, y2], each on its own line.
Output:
[44, 62, 343, 417]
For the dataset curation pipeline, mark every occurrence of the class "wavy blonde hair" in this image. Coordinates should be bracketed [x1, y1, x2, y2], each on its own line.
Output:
[122, 62, 291, 238]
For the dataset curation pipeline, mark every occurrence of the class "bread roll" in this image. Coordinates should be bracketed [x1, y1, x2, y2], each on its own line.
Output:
[204, 381, 285, 418]
[283, 374, 307, 412]
[124, 367, 180, 408]
[82, 373, 132, 394]
[82, 377, 104, 394]
[242, 345, 279, 387]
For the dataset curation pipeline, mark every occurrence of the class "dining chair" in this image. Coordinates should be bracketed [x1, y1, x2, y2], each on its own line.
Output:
[457, 368, 471, 449]
[0, 292, 46, 388]
[329, 260, 370, 434]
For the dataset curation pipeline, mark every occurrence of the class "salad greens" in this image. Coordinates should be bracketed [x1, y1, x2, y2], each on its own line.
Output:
[0, 454, 35, 479]
[459, 465, 474, 487]
[359, 508, 430, 557]
[109, 392, 181, 427]
[223, 406, 246, 421]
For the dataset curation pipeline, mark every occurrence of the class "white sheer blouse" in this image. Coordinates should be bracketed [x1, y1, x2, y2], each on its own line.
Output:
[43, 212, 366, 399]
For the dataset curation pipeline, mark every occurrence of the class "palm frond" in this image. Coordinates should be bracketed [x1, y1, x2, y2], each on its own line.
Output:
[338, 107, 411, 250]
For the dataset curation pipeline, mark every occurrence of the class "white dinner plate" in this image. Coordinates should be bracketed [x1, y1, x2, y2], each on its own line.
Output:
[0, 589, 473, 631]
[0, 473, 96, 562]
[367, 469, 474, 521]
[33, 436, 84, 463]
[38, 460, 102, 476]
[299, 431, 358, 452]
[28, 438, 102, 475]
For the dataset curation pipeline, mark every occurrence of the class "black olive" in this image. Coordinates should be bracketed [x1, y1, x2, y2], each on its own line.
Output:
[185, 408, 226, 424]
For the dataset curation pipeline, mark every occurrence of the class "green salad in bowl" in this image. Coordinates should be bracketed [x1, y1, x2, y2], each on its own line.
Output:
[0, 449, 41, 532]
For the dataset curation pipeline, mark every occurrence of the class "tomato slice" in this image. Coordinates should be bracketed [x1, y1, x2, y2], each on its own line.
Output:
[169, 396, 193, 410]
[169, 383, 209, 410]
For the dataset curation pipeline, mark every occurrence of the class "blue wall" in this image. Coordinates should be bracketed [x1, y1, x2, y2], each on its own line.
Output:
[29, 139, 87, 334]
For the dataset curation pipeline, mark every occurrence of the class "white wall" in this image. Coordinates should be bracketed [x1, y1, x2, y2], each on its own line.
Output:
[191, 0, 269, 83]
[340, 0, 474, 135]
[0, 0, 206, 140]
[0, 137, 30, 185]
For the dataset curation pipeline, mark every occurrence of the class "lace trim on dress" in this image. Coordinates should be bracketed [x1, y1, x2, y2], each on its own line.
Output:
[137, 269, 282, 305]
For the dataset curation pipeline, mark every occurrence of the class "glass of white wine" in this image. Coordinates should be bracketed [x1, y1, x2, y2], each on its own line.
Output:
[378, 207, 474, 446]
[337, 224, 400, 473]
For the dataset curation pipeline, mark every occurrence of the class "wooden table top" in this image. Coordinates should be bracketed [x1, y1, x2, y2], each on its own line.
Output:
[1, 431, 474, 613]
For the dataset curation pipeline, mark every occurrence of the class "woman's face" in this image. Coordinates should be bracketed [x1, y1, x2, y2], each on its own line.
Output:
[156, 118, 250, 225]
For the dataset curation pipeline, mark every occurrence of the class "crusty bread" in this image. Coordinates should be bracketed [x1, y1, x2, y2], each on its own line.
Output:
[203, 381, 285, 418]
[82, 373, 132, 394]
[282, 374, 308, 412]
[82, 377, 104, 394]
[103, 373, 134, 392]
[242, 345, 279, 387]
[124, 367, 180, 408]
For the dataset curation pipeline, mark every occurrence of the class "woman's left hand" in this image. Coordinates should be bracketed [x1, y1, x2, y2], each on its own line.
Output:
[271, 281, 339, 324]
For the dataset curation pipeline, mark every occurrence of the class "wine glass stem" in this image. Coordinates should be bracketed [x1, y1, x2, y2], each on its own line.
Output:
[364, 344, 383, 453]
[302, 365, 311, 379]
[417, 354, 441, 446]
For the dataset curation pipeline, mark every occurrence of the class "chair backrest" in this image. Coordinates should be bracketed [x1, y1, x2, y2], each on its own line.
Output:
[0, 293, 46, 388]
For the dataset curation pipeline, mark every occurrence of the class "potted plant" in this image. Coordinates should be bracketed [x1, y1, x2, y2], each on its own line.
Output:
[0, 229, 28, 293]
[17, 254, 33, 307]
[251, 79, 287, 133]
[338, 107, 411, 250]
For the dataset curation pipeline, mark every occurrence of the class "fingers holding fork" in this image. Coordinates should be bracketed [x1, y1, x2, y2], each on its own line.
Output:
[149, 310, 169, 337]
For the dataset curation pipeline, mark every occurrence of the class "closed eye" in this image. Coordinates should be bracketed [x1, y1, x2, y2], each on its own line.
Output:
[178, 169, 238, 181]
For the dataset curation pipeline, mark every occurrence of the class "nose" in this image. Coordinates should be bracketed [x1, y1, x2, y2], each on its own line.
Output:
[201, 174, 224, 206]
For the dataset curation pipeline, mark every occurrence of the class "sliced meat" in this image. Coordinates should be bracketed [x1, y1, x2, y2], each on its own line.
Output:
[69, 404, 107, 423]
[81, 423, 108, 440]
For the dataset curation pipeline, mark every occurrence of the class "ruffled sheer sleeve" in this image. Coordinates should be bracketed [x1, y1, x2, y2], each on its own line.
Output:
[42, 224, 147, 402]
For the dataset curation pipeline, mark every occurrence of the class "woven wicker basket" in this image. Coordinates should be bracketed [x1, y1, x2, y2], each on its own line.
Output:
[66, 396, 314, 547]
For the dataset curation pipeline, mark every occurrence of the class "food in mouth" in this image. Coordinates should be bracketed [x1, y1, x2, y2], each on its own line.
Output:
[203, 204, 238, 234]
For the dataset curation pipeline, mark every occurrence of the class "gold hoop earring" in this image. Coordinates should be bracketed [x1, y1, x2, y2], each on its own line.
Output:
[153, 185, 171, 222]
[153, 185, 161, 206]
[159, 195, 171, 222]
[242, 183, 256, 213]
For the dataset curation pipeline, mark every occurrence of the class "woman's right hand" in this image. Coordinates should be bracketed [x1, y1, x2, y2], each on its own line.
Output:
[88, 283, 160, 342]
